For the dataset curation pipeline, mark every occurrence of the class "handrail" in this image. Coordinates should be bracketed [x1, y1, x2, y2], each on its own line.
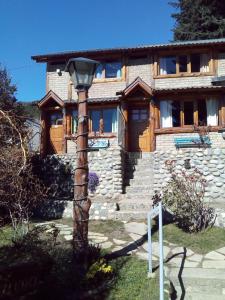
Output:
[147, 201, 164, 300]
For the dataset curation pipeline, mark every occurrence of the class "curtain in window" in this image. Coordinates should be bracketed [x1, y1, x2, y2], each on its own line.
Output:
[72, 110, 78, 133]
[112, 108, 118, 132]
[160, 101, 173, 128]
[206, 98, 218, 126]
[159, 58, 167, 75]
[200, 54, 210, 73]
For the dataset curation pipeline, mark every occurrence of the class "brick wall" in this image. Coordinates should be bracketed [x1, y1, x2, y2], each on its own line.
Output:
[154, 75, 213, 90]
[127, 58, 153, 86]
[156, 132, 225, 151]
[218, 53, 225, 76]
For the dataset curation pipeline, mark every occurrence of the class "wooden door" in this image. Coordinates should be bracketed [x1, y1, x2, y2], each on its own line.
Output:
[129, 107, 150, 152]
[48, 112, 64, 154]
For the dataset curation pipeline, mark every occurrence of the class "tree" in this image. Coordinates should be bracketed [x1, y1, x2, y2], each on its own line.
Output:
[0, 65, 47, 236]
[170, 0, 225, 41]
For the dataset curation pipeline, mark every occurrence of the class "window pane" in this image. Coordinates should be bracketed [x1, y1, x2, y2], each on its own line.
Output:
[172, 101, 181, 127]
[184, 101, 194, 125]
[191, 54, 200, 72]
[95, 64, 103, 79]
[50, 112, 63, 125]
[198, 100, 207, 126]
[132, 113, 139, 120]
[103, 108, 117, 132]
[179, 55, 188, 73]
[71, 110, 78, 133]
[160, 56, 176, 75]
[105, 62, 122, 78]
[91, 110, 101, 131]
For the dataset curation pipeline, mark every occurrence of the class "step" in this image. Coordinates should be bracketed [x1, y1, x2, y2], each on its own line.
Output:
[180, 293, 225, 300]
[124, 170, 154, 177]
[124, 174, 153, 180]
[130, 176, 154, 186]
[125, 195, 153, 201]
[174, 283, 225, 297]
[118, 200, 153, 211]
[114, 210, 148, 221]
[125, 187, 153, 194]
[125, 160, 154, 166]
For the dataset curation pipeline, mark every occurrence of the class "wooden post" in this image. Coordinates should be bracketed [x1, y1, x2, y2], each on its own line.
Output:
[40, 110, 47, 157]
[154, 101, 160, 129]
[150, 99, 156, 152]
[221, 96, 225, 127]
[73, 89, 91, 250]
[121, 100, 128, 151]
[62, 107, 67, 153]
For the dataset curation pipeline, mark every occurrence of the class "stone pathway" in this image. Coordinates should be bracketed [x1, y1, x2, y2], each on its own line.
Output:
[36, 221, 225, 299]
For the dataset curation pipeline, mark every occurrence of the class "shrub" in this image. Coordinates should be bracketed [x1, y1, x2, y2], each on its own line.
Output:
[88, 172, 99, 193]
[153, 160, 215, 233]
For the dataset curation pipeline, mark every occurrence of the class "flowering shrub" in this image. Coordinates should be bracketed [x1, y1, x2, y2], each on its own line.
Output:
[153, 160, 215, 233]
[88, 172, 99, 193]
[86, 258, 113, 280]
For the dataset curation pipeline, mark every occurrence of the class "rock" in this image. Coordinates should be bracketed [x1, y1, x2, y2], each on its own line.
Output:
[113, 238, 127, 245]
[101, 241, 113, 249]
[124, 222, 147, 236]
[64, 235, 73, 241]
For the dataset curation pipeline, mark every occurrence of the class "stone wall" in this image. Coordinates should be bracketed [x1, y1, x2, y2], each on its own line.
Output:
[44, 142, 124, 201]
[156, 132, 225, 151]
[153, 148, 225, 205]
[154, 75, 213, 90]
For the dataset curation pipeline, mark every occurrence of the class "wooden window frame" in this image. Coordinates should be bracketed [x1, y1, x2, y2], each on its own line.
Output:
[159, 98, 218, 130]
[93, 60, 126, 83]
[89, 106, 117, 134]
[154, 49, 215, 78]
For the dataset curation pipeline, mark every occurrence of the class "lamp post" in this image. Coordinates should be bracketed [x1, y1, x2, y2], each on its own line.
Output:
[65, 57, 99, 250]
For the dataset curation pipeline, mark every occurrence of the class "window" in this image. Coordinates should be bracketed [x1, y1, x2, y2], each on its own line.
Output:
[89, 108, 118, 133]
[131, 109, 148, 121]
[94, 62, 122, 80]
[159, 56, 176, 75]
[158, 53, 210, 75]
[71, 110, 78, 134]
[50, 112, 63, 125]
[160, 99, 218, 128]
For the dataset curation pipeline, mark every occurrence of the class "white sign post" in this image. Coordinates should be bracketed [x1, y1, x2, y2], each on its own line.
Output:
[147, 201, 164, 300]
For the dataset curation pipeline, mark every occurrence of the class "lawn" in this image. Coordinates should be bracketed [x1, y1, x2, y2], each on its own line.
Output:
[155, 223, 225, 254]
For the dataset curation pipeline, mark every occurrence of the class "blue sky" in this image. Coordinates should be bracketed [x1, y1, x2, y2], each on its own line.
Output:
[0, 0, 175, 102]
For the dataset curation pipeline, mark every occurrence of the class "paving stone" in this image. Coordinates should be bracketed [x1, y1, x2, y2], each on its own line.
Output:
[205, 251, 225, 260]
[101, 241, 113, 249]
[113, 238, 127, 245]
[89, 236, 108, 243]
[183, 260, 200, 268]
[35, 221, 55, 227]
[188, 254, 203, 262]
[136, 252, 148, 260]
[112, 245, 124, 252]
[171, 246, 185, 255]
[186, 249, 195, 257]
[88, 231, 105, 237]
[142, 242, 171, 258]
[216, 247, 225, 255]
[202, 260, 225, 269]
[124, 222, 147, 236]
[64, 235, 73, 241]
[129, 233, 144, 241]
[166, 257, 182, 267]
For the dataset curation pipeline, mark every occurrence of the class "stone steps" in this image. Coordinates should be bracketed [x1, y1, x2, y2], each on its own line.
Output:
[166, 267, 225, 299]
[114, 210, 148, 221]
[125, 186, 153, 193]
[118, 200, 153, 211]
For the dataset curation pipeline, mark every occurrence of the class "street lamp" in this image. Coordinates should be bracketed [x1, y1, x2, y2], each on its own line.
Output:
[65, 57, 99, 250]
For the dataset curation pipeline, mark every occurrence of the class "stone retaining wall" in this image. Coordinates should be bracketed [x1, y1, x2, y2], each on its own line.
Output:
[153, 148, 225, 204]
[42, 143, 124, 201]
[156, 132, 225, 151]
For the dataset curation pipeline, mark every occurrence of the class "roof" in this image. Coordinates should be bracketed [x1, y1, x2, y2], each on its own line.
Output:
[32, 38, 225, 62]
[119, 77, 153, 97]
[64, 96, 120, 104]
[155, 85, 225, 94]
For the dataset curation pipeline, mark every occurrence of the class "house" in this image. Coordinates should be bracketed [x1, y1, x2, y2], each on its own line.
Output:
[32, 38, 225, 220]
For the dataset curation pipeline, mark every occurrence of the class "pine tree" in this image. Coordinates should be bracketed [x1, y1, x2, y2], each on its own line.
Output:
[170, 0, 225, 41]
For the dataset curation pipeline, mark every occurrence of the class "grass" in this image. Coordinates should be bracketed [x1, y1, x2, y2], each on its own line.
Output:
[107, 257, 169, 300]
[153, 223, 225, 254]
[0, 226, 13, 247]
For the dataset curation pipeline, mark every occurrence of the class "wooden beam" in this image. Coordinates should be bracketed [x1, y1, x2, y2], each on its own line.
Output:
[121, 101, 128, 151]
[154, 101, 160, 129]
[149, 100, 156, 152]
[66, 109, 71, 135]
[220, 96, 225, 127]
[63, 108, 67, 153]
[40, 111, 47, 157]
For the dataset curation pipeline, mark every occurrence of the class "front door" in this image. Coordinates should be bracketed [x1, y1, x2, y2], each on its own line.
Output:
[128, 107, 150, 152]
[48, 111, 64, 154]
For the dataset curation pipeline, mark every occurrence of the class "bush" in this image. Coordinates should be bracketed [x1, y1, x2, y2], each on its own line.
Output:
[153, 160, 215, 233]
[88, 172, 99, 193]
